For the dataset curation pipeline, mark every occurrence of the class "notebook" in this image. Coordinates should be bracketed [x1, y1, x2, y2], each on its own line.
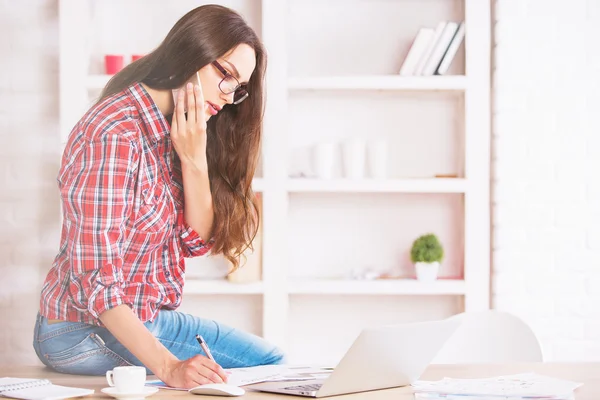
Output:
[0, 378, 94, 400]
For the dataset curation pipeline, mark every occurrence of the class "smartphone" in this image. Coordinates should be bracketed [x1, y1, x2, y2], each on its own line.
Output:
[171, 71, 202, 113]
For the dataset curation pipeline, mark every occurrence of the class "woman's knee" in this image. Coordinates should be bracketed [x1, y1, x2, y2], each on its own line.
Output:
[149, 310, 288, 367]
[262, 345, 287, 365]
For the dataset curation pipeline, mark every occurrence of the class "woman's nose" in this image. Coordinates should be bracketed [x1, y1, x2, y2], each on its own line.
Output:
[222, 91, 235, 105]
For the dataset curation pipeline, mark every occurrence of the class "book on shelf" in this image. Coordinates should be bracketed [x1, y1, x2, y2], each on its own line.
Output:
[399, 21, 465, 76]
[435, 21, 465, 75]
[421, 21, 459, 76]
[413, 21, 446, 75]
[399, 27, 435, 76]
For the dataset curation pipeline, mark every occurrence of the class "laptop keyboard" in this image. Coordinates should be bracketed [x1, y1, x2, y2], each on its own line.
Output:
[283, 383, 323, 391]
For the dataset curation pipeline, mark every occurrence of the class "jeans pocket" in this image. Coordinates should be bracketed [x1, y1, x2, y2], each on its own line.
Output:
[44, 332, 133, 375]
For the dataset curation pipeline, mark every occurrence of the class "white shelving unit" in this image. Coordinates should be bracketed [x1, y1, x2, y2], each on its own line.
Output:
[287, 178, 469, 193]
[288, 75, 468, 91]
[59, 0, 490, 365]
[183, 280, 265, 295]
[287, 279, 466, 296]
[88, 74, 468, 92]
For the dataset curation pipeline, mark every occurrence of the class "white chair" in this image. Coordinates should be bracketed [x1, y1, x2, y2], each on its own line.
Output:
[433, 310, 543, 364]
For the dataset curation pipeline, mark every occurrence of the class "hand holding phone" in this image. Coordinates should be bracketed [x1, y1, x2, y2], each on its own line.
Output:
[170, 72, 209, 169]
[171, 72, 204, 114]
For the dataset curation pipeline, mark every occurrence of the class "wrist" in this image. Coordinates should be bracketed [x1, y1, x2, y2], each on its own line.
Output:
[156, 352, 179, 379]
[181, 157, 208, 174]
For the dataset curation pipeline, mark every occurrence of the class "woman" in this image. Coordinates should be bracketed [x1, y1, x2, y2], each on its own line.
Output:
[33, 4, 284, 389]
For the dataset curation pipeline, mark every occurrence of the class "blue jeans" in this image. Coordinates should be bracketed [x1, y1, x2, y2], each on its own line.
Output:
[33, 310, 285, 375]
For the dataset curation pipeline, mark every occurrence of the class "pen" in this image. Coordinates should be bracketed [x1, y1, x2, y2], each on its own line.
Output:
[195, 334, 215, 362]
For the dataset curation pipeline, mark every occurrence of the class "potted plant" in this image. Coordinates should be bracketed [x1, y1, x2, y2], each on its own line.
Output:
[410, 233, 444, 282]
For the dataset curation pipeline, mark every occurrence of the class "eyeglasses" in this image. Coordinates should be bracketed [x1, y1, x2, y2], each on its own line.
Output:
[211, 60, 248, 105]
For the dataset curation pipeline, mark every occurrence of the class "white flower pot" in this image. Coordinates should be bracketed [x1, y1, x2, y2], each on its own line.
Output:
[415, 261, 440, 282]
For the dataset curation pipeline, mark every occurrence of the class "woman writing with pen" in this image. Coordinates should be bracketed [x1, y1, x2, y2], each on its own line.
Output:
[32, 5, 285, 389]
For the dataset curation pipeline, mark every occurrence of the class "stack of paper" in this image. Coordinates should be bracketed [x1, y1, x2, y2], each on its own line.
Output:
[412, 372, 583, 399]
[224, 365, 332, 386]
[146, 365, 333, 389]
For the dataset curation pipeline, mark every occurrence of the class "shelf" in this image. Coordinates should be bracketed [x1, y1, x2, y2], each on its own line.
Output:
[183, 279, 264, 295]
[288, 279, 466, 295]
[87, 75, 467, 92]
[288, 75, 467, 91]
[287, 178, 468, 193]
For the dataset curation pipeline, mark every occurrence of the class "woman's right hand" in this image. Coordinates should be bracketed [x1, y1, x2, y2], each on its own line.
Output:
[98, 306, 229, 389]
[161, 355, 229, 389]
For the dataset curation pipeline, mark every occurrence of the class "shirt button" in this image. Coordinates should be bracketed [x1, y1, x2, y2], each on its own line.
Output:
[165, 271, 170, 277]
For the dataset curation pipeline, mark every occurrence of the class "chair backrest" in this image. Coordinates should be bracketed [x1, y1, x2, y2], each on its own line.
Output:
[432, 310, 543, 364]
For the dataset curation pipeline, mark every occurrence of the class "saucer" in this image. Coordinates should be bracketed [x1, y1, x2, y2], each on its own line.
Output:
[101, 386, 159, 400]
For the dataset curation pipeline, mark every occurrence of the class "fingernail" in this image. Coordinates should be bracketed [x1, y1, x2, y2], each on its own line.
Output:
[187, 82, 192, 89]
[195, 84, 200, 92]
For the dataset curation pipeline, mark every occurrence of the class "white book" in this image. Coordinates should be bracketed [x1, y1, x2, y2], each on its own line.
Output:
[399, 28, 435, 76]
[421, 21, 460, 76]
[436, 21, 465, 75]
[0, 378, 94, 400]
[413, 21, 446, 75]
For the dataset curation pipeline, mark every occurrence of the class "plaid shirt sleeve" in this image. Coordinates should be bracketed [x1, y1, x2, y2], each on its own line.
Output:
[177, 217, 214, 258]
[64, 132, 139, 320]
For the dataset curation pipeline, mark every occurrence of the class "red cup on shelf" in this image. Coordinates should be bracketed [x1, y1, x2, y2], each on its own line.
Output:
[104, 54, 124, 75]
[131, 54, 145, 62]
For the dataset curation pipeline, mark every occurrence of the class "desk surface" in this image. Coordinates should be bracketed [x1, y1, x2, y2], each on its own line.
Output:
[3, 363, 599, 399]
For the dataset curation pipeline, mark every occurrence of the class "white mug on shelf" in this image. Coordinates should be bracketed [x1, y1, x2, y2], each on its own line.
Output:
[106, 366, 147, 393]
[342, 138, 366, 179]
[367, 139, 388, 179]
[313, 141, 336, 179]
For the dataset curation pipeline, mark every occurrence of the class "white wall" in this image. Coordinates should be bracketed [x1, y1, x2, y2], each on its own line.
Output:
[0, 0, 61, 365]
[1, 0, 600, 365]
[492, 0, 600, 361]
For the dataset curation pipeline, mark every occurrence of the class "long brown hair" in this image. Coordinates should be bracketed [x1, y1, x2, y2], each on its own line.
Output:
[100, 5, 265, 271]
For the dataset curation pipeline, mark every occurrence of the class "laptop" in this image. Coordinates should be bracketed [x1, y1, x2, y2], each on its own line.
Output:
[249, 316, 461, 397]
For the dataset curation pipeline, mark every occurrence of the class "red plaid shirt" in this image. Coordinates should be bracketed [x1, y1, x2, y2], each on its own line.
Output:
[40, 83, 213, 325]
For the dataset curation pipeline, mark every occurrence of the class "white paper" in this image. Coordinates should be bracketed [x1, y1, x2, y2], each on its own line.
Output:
[412, 373, 582, 398]
[0, 379, 41, 387]
[225, 364, 332, 386]
[224, 365, 289, 386]
[0, 378, 94, 400]
[146, 365, 333, 390]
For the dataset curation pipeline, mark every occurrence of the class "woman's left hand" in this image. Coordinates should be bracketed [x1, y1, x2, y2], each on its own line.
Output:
[171, 81, 209, 171]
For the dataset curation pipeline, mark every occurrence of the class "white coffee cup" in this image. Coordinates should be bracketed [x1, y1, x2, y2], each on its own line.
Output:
[342, 138, 366, 179]
[106, 366, 147, 393]
[313, 142, 336, 179]
[367, 139, 388, 179]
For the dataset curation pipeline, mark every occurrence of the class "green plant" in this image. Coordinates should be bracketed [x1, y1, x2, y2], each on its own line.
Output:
[410, 233, 444, 263]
